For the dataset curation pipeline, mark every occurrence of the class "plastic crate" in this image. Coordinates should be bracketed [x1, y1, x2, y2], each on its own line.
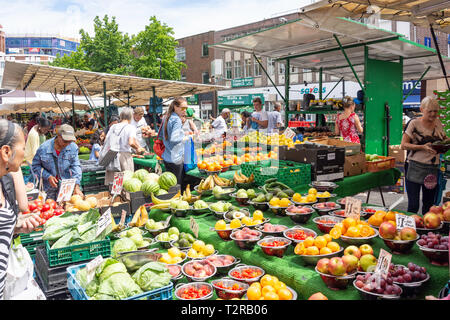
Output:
[35, 271, 71, 300]
[81, 170, 106, 186]
[67, 263, 173, 300]
[45, 237, 111, 267]
[19, 230, 44, 258]
[366, 156, 396, 173]
[241, 160, 311, 187]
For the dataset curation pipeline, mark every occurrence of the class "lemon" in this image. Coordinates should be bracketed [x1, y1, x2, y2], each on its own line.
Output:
[252, 219, 263, 225]
[308, 188, 317, 195]
[203, 244, 215, 256]
[230, 219, 242, 229]
[168, 247, 182, 258]
[253, 210, 264, 221]
[292, 193, 302, 202]
[241, 216, 253, 226]
[159, 253, 171, 263]
[192, 240, 205, 252]
[306, 194, 316, 203]
[215, 220, 227, 230]
[279, 198, 291, 207]
[173, 256, 183, 264]
[269, 197, 280, 207]
[187, 248, 198, 258]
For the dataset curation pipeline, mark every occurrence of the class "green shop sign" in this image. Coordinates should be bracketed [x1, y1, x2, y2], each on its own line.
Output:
[218, 93, 264, 107]
[231, 77, 254, 87]
[186, 94, 198, 105]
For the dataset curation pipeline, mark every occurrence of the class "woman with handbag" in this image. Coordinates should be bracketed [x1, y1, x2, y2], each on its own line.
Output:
[0, 120, 42, 299]
[401, 96, 448, 214]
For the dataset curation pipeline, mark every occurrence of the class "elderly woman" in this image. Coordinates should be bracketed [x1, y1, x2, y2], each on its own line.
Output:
[131, 107, 155, 152]
[0, 120, 42, 299]
[401, 96, 448, 214]
[104, 108, 146, 185]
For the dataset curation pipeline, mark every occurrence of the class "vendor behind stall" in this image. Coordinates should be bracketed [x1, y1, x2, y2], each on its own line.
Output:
[267, 102, 283, 132]
[23, 117, 51, 164]
[31, 124, 84, 200]
[211, 108, 230, 139]
[251, 97, 268, 130]
[131, 107, 153, 152]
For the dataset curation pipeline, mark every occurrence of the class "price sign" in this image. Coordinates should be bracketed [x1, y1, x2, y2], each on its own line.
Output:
[375, 248, 392, 276]
[56, 179, 76, 203]
[283, 127, 296, 140]
[96, 208, 112, 237]
[190, 216, 199, 238]
[344, 197, 362, 220]
[395, 214, 416, 231]
[165, 215, 172, 227]
[111, 172, 124, 195]
[155, 162, 163, 175]
[119, 209, 127, 226]
[85, 255, 104, 283]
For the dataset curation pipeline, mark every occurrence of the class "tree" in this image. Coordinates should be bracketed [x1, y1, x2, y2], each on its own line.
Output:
[132, 16, 185, 80]
[50, 45, 89, 70]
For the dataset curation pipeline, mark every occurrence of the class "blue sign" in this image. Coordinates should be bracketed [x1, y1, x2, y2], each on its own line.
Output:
[424, 37, 432, 47]
[403, 81, 421, 95]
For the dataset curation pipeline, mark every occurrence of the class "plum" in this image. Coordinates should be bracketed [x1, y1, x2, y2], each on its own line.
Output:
[184, 264, 195, 276]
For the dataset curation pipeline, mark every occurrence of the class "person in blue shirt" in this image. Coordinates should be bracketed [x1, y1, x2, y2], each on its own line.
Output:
[161, 97, 190, 188]
[31, 124, 83, 200]
[89, 129, 105, 163]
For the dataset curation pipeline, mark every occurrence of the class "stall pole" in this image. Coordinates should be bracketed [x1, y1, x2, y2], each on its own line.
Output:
[253, 53, 285, 102]
[324, 77, 343, 100]
[72, 92, 75, 128]
[429, 25, 450, 90]
[103, 81, 108, 127]
[73, 76, 103, 128]
[319, 67, 323, 100]
[333, 34, 364, 93]
[284, 59, 290, 126]
[152, 86, 157, 129]
[402, 66, 430, 103]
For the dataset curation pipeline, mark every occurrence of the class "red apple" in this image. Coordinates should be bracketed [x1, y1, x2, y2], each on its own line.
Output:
[423, 212, 441, 229]
[443, 202, 450, 211]
[343, 245, 362, 259]
[400, 227, 417, 240]
[328, 257, 346, 276]
[359, 244, 373, 256]
[308, 292, 328, 300]
[429, 205, 443, 215]
[342, 254, 359, 273]
[443, 208, 450, 222]
[412, 214, 424, 228]
[316, 258, 330, 274]
[379, 221, 397, 239]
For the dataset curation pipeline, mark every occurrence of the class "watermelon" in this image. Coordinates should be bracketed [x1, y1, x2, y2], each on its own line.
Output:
[141, 180, 160, 196]
[156, 189, 168, 196]
[158, 172, 177, 190]
[133, 169, 150, 182]
[123, 170, 134, 181]
[123, 178, 142, 193]
[145, 173, 160, 183]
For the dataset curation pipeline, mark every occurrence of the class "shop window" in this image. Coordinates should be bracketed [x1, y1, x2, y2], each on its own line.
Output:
[244, 58, 252, 77]
[202, 71, 210, 84]
[225, 61, 232, 79]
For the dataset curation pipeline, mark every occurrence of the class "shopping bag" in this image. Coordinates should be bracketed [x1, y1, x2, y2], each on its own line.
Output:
[99, 124, 126, 171]
[183, 137, 198, 172]
[153, 123, 165, 157]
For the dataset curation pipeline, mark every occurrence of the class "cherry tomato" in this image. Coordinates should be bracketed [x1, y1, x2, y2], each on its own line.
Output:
[42, 204, 51, 212]
[28, 203, 37, 211]
[34, 200, 43, 207]
[54, 208, 64, 216]
[51, 202, 57, 209]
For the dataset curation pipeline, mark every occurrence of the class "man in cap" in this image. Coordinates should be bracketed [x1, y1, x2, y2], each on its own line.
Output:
[211, 108, 230, 139]
[32, 124, 83, 200]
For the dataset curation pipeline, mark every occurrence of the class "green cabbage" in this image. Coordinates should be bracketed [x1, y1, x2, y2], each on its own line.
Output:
[112, 238, 137, 257]
[90, 293, 116, 300]
[125, 227, 142, 238]
[99, 262, 128, 283]
[96, 272, 143, 300]
[132, 262, 172, 292]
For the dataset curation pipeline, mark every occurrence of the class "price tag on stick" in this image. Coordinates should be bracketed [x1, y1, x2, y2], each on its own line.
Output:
[344, 197, 361, 220]
[395, 214, 416, 231]
[111, 172, 124, 195]
[283, 127, 296, 140]
[96, 208, 112, 237]
[85, 255, 104, 283]
[190, 217, 199, 238]
[375, 248, 392, 277]
[56, 179, 76, 203]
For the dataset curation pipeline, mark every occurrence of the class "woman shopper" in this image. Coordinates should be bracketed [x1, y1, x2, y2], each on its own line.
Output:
[161, 97, 190, 188]
[335, 96, 363, 143]
[0, 120, 42, 299]
[23, 117, 51, 164]
[89, 130, 105, 163]
[401, 96, 448, 214]
[104, 108, 146, 185]
[241, 111, 252, 133]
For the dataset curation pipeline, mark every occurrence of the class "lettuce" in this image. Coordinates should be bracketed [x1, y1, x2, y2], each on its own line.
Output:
[112, 238, 137, 257]
[50, 230, 81, 249]
[132, 262, 172, 292]
[96, 272, 142, 300]
[99, 262, 128, 283]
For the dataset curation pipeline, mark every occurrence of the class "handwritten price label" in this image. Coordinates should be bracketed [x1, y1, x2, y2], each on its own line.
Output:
[344, 197, 361, 220]
[56, 179, 76, 203]
[395, 214, 416, 231]
[111, 172, 124, 195]
[96, 208, 112, 237]
[283, 127, 296, 140]
[375, 248, 392, 276]
[190, 216, 199, 238]
[85, 255, 104, 283]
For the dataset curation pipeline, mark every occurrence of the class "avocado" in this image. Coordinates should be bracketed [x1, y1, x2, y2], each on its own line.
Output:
[254, 193, 267, 203]
[276, 191, 289, 199]
[265, 193, 274, 202]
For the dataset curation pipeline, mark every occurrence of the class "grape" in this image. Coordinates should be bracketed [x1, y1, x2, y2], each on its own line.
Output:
[408, 263, 415, 272]
[420, 273, 427, 281]
[380, 279, 386, 288]
[396, 276, 405, 283]
[438, 244, 446, 250]
[376, 287, 384, 294]
[387, 277, 393, 285]
[421, 267, 427, 273]
[393, 286, 402, 295]
[413, 271, 421, 280]
[356, 275, 364, 282]
[403, 273, 412, 282]
[417, 239, 426, 246]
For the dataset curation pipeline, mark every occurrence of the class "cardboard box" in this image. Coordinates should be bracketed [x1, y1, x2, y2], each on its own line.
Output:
[311, 137, 361, 156]
[381, 164, 405, 194]
[389, 145, 406, 164]
[344, 152, 367, 177]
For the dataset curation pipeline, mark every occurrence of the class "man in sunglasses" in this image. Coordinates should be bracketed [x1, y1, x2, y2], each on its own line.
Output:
[32, 124, 83, 200]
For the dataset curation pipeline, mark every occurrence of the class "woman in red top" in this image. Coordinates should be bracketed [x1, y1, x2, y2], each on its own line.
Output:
[335, 96, 363, 143]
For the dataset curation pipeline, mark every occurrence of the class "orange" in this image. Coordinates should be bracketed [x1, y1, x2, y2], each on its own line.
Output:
[314, 236, 327, 249]
[274, 281, 287, 292]
[323, 234, 332, 243]
[360, 225, 373, 237]
[294, 242, 305, 255]
[327, 241, 340, 252]
[320, 247, 333, 255]
[263, 291, 279, 300]
[262, 285, 276, 296]
[345, 226, 360, 237]
[343, 217, 357, 229]
[334, 222, 344, 231]
[368, 215, 383, 227]
[329, 227, 341, 239]
[260, 275, 275, 288]
[384, 211, 396, 222]
[250, 282, 261, 290]
[207, 164, 215, 171]
[247, 286, 261, 300]
[303, 237, 315, 248]
[278, 288, 293, 300]
[305, 246, 320, 255]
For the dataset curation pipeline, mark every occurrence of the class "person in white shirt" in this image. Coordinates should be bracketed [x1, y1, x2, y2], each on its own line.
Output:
[267, 102, 283, 132]
[131, 107, 152, 152]
[211, 108, 230, 138]
[251, 97, 268, 130]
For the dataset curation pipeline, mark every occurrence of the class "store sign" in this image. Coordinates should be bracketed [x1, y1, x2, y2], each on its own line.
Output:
[187, 94, 198, 105]
[29, 48, 40, 53]
[402, 81, 421, 95]
[8, 48, 20, 54]
[218, 93, 264, 106]
[299, 87, 326, 95]
[232, 77, 254, 87]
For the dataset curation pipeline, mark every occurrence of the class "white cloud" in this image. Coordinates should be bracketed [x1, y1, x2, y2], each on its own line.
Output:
[0, 0, 315, 40]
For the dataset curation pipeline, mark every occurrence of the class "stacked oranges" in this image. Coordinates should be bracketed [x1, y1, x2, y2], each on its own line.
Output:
[246, 274, 293, 300]
[329, 217, 376, 239]
[269, 197, 292, 208]
[367, 210, 403, 228]
[294, 235, 341, 256]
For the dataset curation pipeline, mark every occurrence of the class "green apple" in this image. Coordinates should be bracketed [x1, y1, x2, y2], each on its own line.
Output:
[359, 254, 377, 272]
[168, 227, 179, 237]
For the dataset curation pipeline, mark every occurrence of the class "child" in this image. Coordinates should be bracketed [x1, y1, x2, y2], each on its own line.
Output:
[89, 130, 105, 163]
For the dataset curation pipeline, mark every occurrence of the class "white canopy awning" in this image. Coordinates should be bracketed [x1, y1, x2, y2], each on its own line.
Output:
[0, 100, 90, 115]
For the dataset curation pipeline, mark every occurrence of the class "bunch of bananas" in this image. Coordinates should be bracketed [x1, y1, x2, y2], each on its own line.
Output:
[197, 174, 234, 192]
[182, 184, 201, 204]
[129, 205, 149, 227]
[233, 172, 255, 184]
[212, 174, 234, 187]
[150, 191, 181, 210]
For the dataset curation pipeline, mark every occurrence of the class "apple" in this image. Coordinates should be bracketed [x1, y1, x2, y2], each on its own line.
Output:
[359, 244, 374, 256]
[443, 201, 450, 211]
[400, 227, 417, 240]
[316, 258, 330, 274]
[429, 205, 443, 215]
[359, 254, 377, 272]
[328, 257, 346, 276]
[423, 212, 441, 229]
[443, 208, 450, 222]
[344, 245, 362, 259]
[412, 214, 424, 228]
[308, 292, 328, 300]
[342, 254, 359, 273]
[379, 221, 397, 239]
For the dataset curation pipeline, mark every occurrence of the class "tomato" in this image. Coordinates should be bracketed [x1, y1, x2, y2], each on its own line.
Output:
[34, 200, 43, 207]
[28, 202, 37, 211]
[51, 202, 57, 209]
[54, 208, 64, 216]
[42, 204, 51, 212]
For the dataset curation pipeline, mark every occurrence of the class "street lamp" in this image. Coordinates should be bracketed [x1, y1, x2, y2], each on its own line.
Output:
[156, 58, 162, 79]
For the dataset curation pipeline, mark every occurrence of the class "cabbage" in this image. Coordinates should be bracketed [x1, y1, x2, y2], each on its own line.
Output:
[99, 262, 128, 283]
[90, 293, 115, 300]
[129, 233, 145, 247]
[96, 272, 142, 300]
[132, 262, 172, 292]
[112, 238, 137, 257]
[125, 227, 142, 238]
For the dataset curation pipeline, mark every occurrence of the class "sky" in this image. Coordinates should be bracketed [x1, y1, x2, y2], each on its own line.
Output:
[0, 0, 316, 40]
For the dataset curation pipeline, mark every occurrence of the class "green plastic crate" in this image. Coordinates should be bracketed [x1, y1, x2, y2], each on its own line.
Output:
[241, 160, 311, 187]
[45, 238, 111, 267]
[81, 170, 106, 186]
[19, 230, 44, 258]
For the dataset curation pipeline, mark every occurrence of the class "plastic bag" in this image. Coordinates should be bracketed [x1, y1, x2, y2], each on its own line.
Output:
[3, 243, 45, 300]
[183, 137, 197, 172]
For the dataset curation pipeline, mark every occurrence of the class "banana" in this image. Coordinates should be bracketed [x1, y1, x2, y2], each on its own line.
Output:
[138, 206, 149, 227]
[149, 203, 171, 210]
[213, 174, 226, 187]
[186, 184, 191, 199]
[198, 179, 205, 191]
[234, 171, 246, 183]
[151, 191, 181, 205]
[130, 207, 142, 227]
[208, 176, 215, 190]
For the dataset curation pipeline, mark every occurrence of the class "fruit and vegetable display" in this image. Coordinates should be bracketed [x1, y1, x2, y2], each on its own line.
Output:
[329, 217, 376, 239]
[145, 219, 166, 231]
[186, 240, 216, 259]
[196, 175, 233, 193]
[388, 263, 429, 283]
[261, 223, 288, 233]
[417, 232, 448, 250]
[123, 170, 176, 194]
[115, 227, 151, 249]
[229, 266, 263, 281]
[205, 255, 236, 268]
[354, 272, 402, 297]
[24, 198, 64, 225]
[231, 227, 261, 240]
[379, 222, 417, 241]
[177, 283, 212, 300]
[182, 260, 216, 279]
[233, 172, 255, 184]
[159, 247, 187, 265]
[245, 274, 294, 300]
[261, 180, 295, 199]
[209, 201, 233, 213]
[342, 244, 378, 272]
[65, 194, 101, 212]
[294, 235, 341, 256]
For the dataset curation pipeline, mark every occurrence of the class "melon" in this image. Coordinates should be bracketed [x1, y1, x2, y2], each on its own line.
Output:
[123, 178, 143, 193]
[70, 195, 83, 204]
[133, 169, 150, 182]
[145, 173, 160, 183]
[86, 197, 98, 208]
[76, 200, 91, 211]
[141, 180, 160, 196]
[123, 170, 134, 181]
[158, 172, 177, 191]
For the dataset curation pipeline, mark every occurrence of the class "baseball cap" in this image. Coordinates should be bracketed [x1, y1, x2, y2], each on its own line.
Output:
[186, 108, 194, 117]
[58, 124, 76, 141]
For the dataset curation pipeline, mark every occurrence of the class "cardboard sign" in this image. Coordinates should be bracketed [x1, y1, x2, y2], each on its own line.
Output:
[283, 127, 296, 140]
[111, 172, 124, 195]
[375, 248, 392, 276]
[119, 209, 127, 226]
[165, 215, 172, 227]
[344, 197, 361, 220]
[395, 214, 416, 231]
[96, 208, 112, 237]
[56, 179, 76, 203]
[190, 216, 199, 238]
[85, 255, 104, 283]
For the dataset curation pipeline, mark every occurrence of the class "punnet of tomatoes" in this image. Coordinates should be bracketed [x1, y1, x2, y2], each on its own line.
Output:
[23, 198, 65, 226]
[178, 285, 211, 300]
